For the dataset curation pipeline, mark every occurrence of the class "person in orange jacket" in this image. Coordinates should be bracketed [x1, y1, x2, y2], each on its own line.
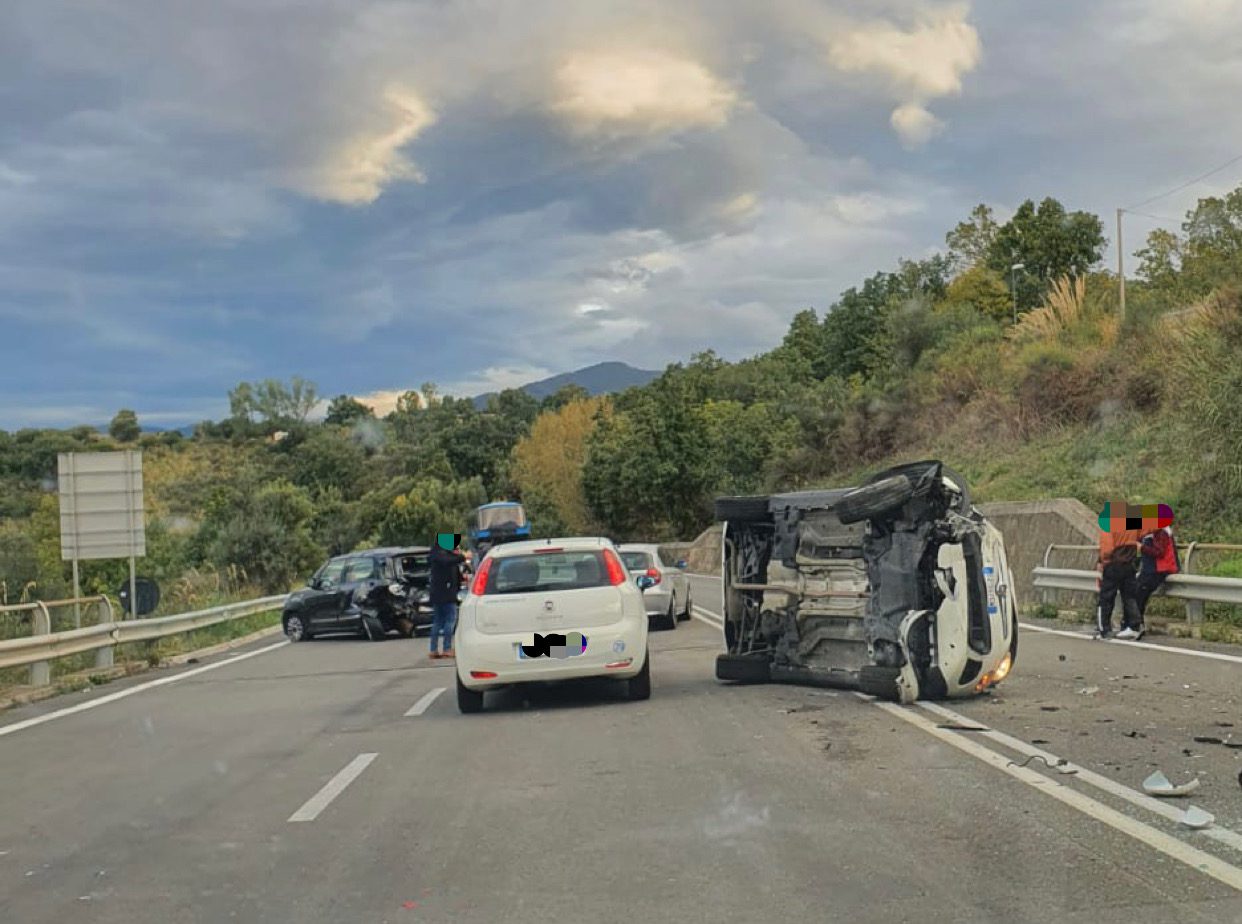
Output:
[1096, 523, 1140, 640]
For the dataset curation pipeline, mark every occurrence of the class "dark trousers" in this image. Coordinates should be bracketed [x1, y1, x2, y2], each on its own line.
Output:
[1136, 572, 1169, 618]
[1097, 561, 1140, 633]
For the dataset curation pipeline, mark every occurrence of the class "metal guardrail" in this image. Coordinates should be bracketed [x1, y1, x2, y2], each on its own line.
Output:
[0, 594, 288, 686]
[1036, 540, 1242, 626]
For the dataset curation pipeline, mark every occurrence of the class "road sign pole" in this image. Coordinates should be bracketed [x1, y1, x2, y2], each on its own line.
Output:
[72, 557, 81, 629]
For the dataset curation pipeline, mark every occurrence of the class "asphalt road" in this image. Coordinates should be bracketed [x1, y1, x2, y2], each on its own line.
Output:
[0, 574, 1241, 922]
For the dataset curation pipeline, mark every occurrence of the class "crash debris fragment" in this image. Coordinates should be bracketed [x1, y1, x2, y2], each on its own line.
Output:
[1179, 806, 1215, 830]
[1142, 771, 1200, 797]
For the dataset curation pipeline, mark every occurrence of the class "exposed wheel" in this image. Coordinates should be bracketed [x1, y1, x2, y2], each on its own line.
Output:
[456, 674, 484, 714]
[858, 665, 901, 700]
[716, 653, 771, 683]
[835, 475, 915, 525]
[283, 613, 311, 642]
[361, 616, 385, 641]
[714, 495, 772, 523]
[626, 650, 651, 701]
[662, 599, 678, 631]
[679, 592, 692, 621]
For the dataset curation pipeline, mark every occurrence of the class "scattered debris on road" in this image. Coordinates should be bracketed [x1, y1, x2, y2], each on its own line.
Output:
[1008, 754, 1077, 775]
[1079, 686, 1100, 695]
[1142, 771, 1200, 797]
[1193, 736, 1224, 745]
[1123, 731, 1147, 738]
[1040, 705, 1061, 712]
[937, 722, 989, 732]
[1179, 806, 1215, 830]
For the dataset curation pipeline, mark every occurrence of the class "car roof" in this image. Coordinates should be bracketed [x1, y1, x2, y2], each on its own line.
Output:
[484, 537, 612, 558]
[618, 543, 660, 553]
[330, 546, 430, 562]
[478, 501, 523, 509]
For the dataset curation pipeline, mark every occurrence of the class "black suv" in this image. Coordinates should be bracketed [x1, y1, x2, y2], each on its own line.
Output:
[282, 547, 432, 642]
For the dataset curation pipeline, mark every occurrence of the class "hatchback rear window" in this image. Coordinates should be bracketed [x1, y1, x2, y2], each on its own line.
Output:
[620, 551, 653, 571]
[484, 551, 612, 593]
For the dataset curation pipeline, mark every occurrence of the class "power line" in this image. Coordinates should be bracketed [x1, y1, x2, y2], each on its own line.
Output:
[1124, 152, 1242, 210]
[1123, 209, 1182, 224]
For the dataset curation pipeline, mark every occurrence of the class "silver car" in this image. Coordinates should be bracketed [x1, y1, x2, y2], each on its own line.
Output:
[618, 543, 692, 630]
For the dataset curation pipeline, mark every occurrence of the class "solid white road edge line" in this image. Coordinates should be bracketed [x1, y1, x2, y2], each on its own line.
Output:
[691, 606, 723, 630]
[872, 698, 1242, 893]
[288, 753, 378, 823]
[915, 699, 1242, 856]
[405, 687, 446, 717]
[0, 640, 290, 739]
[1020, 622, 1242, 665]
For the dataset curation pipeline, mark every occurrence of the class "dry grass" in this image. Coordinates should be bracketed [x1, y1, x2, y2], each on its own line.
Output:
[1008, 275, 1086, 341]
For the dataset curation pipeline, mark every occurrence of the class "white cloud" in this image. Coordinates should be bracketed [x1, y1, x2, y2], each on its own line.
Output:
[890, 103, 944, 148]
[552, 49, 738, 138]
[285, 87, 437, 205]
[824, 2, 980, 146]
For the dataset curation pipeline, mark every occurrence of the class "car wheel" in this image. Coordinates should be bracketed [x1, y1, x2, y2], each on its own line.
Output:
[662, 599, 678, 631]
[835, 475, 915, 525]
[626, 650, 651, 701]
[679, 592, 692, 621]
[283, 614, 311, 642]
[716, 653, 770, 683]
[714, 495, 772, 524]
[361, 616, 385, 641]
[858, 665, 902, 700]
[456, 674, 484, 714]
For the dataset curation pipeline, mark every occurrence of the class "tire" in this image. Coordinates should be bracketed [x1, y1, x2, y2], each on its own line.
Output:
[283, 613, 311, 642]
[626, 650, 651, 701]
[835, 475, 915, 525]
[716, 653, 771, 683]
[662, 600, 678, 631]
[456, 674, 484, 714]
[679, 591, 692, 621]
[361, 616, 385, 641]
[714, 495, 772, 523]
[858, 665, 901, 700]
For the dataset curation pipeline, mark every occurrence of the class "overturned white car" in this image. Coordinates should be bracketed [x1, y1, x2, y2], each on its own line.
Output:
[715, 460, 1018, 702]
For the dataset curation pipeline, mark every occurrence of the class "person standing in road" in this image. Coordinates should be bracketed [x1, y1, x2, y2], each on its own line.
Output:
[428, 533, 467, 660]
[1096, 514, 1141, 640]
[1132, 522, 1179, 637]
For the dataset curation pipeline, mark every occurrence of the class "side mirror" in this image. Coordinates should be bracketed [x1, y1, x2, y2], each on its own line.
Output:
[306, 578, 317, 588]
[637, 575, 655, 590]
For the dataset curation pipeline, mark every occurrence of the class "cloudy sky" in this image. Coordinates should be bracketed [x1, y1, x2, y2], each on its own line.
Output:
[3, 0, 1241, 427]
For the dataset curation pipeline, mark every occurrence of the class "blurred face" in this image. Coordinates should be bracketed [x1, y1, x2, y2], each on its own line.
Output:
[437, 533, 462, 551]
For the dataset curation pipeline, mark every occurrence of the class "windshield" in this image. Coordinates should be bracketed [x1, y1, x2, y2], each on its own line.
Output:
[620, 551, 653, 571]
[476, 505, 528, 531]
[484, 551, 609, 593]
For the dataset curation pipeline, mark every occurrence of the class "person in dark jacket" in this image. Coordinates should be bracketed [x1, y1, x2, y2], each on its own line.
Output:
[427, 533, 467, 660]
[1131, 524, 1179, 638]
[1096, 521, 1140, 640]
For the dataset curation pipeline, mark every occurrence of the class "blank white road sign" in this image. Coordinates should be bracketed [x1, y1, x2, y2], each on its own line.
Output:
[58, 451, 146, 561]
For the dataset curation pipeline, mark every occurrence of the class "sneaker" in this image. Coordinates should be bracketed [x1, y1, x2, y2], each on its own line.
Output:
[1096, 629, 1114, 640]
[429, 652, 441, 660]
[1116, 627, 1139, 640]
[442, 649, 456, 659]
[1132, 626, 1146, 641]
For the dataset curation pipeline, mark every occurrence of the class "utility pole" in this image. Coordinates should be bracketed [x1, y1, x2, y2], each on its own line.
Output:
[1117, 208, 1126, 324]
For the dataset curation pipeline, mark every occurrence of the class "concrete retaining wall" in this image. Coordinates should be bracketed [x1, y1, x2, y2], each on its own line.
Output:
[678, 498, 1100, 611]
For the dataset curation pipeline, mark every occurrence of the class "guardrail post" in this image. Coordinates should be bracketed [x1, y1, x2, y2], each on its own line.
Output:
[96, 594, 117, 670]
[1183, 542, 1200, 626]
[30, 602, 51, 687]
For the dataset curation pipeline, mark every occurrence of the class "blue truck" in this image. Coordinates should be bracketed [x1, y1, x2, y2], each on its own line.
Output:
[468, 501, 531, 560]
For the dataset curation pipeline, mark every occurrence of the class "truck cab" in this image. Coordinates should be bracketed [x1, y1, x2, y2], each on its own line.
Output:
[469, 501, 532, 557]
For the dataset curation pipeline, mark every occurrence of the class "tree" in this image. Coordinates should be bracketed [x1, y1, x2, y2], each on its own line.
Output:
[324, 395, 375, 426]
[946, 204, 999, 273]
[540, 384, 590, 412]
[942, 265, 1012, 320]
[205, 480, 323, 593]
[986, 198, 1106, 312]
[109, 409, 140, 443]
[376, 477, 486, 547]
[510, 397, 611, 535]
[227, 377, 320, 425]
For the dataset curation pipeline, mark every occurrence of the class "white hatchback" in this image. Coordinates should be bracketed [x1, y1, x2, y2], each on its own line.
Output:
[453, 537, 651, 713]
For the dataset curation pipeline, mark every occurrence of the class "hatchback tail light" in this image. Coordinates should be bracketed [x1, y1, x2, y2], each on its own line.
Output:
[644, 567, 662, 585]
[602, 548, 627, 585]
[470, 557, 494, 596]
[470, 670, 498, 679]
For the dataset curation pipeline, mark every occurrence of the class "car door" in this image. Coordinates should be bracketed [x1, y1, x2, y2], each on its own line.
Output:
[657, 549, 685, 611]
[334, 557, 381, 629]
[306, 559, 348, 630]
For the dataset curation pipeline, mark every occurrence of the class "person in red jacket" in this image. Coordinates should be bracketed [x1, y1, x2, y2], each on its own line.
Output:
[1131, 524, 1179, 638]
[1096, 523, 1140, 640]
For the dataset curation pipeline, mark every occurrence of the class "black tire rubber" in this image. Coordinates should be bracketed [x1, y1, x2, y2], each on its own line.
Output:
[361, 616, 385, 641]
[714, 495, 772, 523]
[679, 592, 692, 621]
[456, 674, 484, 714]
[835, 475, 915, 525]
[662, 600, 678, 631]
[858, 665, 902, 700]
[716, 653, 771, 683]
[283, 613, 311, 642]
[626, 651, 651, 701]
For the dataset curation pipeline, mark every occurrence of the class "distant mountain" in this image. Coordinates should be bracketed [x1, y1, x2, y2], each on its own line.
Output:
[472, 362, 660, 410]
